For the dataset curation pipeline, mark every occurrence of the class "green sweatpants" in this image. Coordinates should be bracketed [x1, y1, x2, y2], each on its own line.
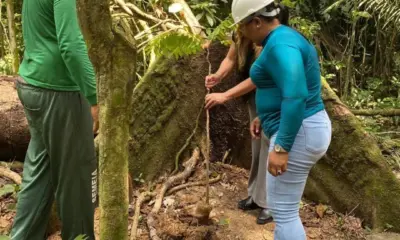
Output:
[11, 82, 97, 240]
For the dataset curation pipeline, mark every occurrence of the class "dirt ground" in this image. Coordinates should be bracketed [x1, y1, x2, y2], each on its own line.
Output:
[1, 161, 387, 240]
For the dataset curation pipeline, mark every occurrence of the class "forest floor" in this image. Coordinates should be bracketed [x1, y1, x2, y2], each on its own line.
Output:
[2, 161, 399, 240]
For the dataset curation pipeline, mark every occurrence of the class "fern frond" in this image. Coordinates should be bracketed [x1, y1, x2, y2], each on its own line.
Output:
[144, 30, 203, 59]
[207, 16, 234, 45]
[357, 0, 400, 28]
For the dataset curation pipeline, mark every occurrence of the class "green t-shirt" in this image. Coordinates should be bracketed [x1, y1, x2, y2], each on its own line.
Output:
[19, 0, 97, 105]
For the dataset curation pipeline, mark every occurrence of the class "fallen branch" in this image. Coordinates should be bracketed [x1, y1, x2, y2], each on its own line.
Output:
[153, 147, 200, 214]
[114, 0, 133, 16]
[351, 108, 400, 117]
[130, 191, 156, 240]
[0, 166, 22, 184]
[166, 175, 221, 196]
[125, 3, 179, 30]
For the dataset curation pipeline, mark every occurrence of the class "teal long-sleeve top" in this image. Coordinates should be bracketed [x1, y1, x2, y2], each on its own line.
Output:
[19, 0, 97, 105]
[250, 25, 325, 152]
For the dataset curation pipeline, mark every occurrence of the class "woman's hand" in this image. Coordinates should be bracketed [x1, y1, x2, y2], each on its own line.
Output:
[205, 92, 229, 109]
[250, 117, 261, 139]
[268, 151, 288, 177]
[205, 73, 222, 89]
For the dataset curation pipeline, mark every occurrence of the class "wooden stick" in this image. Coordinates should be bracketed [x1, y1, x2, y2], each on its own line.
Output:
[205, 47, 212, 204]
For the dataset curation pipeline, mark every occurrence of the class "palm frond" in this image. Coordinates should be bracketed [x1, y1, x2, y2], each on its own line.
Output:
[357, 0, 400, 28]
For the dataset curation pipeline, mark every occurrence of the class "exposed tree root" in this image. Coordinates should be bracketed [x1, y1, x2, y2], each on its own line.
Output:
[153, 147, 200, 214]
[172, 105, 204, 175]
[130, 191, 156, 240]
[351, 108, 400, 117]
[146, 148, 200, 240]
[166, 175, 221, 196]
[146, 214, 161, 240]
[0, 166, 22, 184]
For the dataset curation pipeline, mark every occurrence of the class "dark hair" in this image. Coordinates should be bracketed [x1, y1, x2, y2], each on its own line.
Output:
[260, 3, 290, 26]
[278, 3, 290, 26]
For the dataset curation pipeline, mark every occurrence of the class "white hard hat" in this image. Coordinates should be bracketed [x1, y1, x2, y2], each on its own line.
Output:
[231, 0, 280, 24]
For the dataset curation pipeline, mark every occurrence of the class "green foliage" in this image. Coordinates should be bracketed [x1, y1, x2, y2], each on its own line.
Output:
[206, 15, 234, 45]
[358, 0, 400, 28]
[133, 173, 145, 184]
[145, 30, 203, 59]
[74, 235, 89, 240]
[290, 16, 321, 41]
[0, 54, 13, 75]
[191, 1, 219, 27]
[0, 184, 16, 198]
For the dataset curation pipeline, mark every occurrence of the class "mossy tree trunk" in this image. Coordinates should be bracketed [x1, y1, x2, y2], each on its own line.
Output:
[0, 0, 4, 58]
[77, 1, 136, 239]
[6, 0, 19, 73]
[129, 43, 252, 181]
[304, 79, 400, 231]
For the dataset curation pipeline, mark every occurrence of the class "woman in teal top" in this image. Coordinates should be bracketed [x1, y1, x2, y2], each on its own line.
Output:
[231, 0, 332, 239]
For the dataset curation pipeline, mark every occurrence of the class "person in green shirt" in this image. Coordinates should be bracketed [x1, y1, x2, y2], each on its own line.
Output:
[11, 0, 98, 239]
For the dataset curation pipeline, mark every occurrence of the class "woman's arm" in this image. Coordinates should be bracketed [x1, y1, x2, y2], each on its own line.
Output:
[205, 78, 256, 109]
[215, 43, 237, 80]
[224, 78, 256, 100]
[205, 43, 237, 88]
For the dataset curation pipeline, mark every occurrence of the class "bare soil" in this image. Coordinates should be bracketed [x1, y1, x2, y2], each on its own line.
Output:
[0, 161, 380, 240]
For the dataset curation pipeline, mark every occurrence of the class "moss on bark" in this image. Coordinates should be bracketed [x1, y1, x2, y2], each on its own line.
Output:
[77, 2, 136, 239]
[128, 43, 253, 181]
[304, 80, 400, 231]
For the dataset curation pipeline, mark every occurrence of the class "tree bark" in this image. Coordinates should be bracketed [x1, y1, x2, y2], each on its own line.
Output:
[6, 0, 19, 73]
[0, 0, 4, 58]
[304, 79, 400, 231]
[0, 77, 29, 161]
[351, 108, 400, 117]
[77, 1, 136, 239]
[129, 42, 252, 181]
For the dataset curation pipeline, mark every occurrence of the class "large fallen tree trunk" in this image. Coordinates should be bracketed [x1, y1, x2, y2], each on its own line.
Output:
[0, 78, 29, 161]
[304, 79, 400, 231]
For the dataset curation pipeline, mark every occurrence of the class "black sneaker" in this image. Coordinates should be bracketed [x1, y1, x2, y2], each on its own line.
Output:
[237, 196, 261, 211]
[257, 208, 273, 225]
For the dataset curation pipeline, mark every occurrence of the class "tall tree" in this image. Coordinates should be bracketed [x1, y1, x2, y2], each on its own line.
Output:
[0, 0, 4, 58]
[6, 0, 18, 73]
[76, 0, 136, 239]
